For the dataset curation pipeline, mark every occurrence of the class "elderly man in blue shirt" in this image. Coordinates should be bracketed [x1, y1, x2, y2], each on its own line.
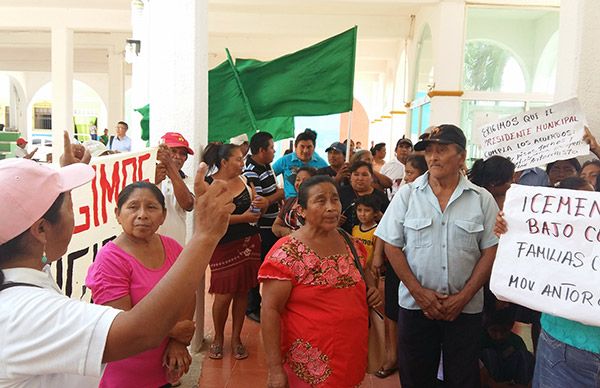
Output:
[272, 129, 327, 198]
[376, 124, 499, 388]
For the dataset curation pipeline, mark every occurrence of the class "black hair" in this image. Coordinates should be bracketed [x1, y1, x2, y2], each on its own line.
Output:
[468, 156, 515, 188]
[354, 194, 381, 212]
[370, 143, 385, 156]
[296, 166, 318, 177]
[294, 129, 317, 147]
[349, 160, 374, 175]
[202, 143, 239, 169]
[581, 159, 600, 173]
[405, 154, 428, 175]
[297, 175, 338, 209]
[287, 166, 318, 185]
[249, 131, 273, 155]
[117, 181, 166, 210]
[546, 158, 582, 175]
[554, 176, 592, 190]
[395, 136, 413, 150]
[117, 121, 128, 129]
[0, 193, 66, 285]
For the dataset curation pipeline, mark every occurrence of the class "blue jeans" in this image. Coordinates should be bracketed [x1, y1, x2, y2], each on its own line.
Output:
[534, 329, 600, 388]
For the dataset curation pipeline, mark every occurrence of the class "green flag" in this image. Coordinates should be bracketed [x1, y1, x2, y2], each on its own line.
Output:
[134, 104, 150, 142]
[235, 26, 357, 120]
[208, 58, 295, 143]
[208, 59, 258, 143]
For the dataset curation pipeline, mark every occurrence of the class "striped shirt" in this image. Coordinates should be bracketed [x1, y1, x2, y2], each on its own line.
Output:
[244, 156, 280, 228]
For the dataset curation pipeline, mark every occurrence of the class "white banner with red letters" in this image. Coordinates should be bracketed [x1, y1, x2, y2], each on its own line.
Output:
[51, 148, 157, 300]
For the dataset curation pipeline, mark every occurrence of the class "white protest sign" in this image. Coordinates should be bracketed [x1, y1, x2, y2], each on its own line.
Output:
[490, 184, 600, 326]
[478, 98, 589, 171]
[52, 148, 157, 300]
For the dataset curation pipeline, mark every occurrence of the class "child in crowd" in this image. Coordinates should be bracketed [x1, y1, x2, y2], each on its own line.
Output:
[480, 308, 535, 387]
[351, 195, 383, 268]
[403, 154, 428, 184]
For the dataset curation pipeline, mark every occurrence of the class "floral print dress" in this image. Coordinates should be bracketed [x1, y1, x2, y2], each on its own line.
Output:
[258, 236, 369, 388]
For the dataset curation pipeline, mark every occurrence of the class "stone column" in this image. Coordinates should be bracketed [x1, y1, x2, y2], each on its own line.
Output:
[108, 51, 125, 138]
[146, 0, 209, 351]
[428, 0, 466, 126]
[555, 0, 600, 137]
[51, 26, 74, 162]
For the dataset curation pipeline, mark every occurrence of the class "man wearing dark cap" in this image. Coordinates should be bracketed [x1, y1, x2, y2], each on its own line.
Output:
[381, 136, 413, 197]
[376, 124, 499, 388]
[316, 141, 350, 186]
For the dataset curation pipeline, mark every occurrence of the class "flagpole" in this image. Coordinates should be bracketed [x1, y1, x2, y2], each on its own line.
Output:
[345, 110, 353, 162]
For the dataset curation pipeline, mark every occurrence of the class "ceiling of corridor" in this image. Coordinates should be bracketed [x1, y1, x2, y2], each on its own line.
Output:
[0, 0, 432, 75]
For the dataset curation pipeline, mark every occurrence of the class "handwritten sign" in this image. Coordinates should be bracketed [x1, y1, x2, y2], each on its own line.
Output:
[52, 149, 157, 300]
[478, 98, 589, 171]
[490, 184, 600, 326]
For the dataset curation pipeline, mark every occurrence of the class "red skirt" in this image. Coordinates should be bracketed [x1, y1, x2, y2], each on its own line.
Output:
[209, 234, 261, 294]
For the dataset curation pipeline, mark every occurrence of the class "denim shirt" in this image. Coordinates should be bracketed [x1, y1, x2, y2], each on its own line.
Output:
[272, 152, 328, 198]
[375, 172, 499, 313]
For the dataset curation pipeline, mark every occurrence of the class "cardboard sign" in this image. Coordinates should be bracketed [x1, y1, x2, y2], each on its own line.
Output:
[478, 98, 589, 171]
[490, 184, 600, 326]
[51, 149, 157, 300]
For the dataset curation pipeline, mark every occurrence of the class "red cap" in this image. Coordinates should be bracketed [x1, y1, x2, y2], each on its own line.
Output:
[160, 132, 194, 155]
[16, 138, 27, 146]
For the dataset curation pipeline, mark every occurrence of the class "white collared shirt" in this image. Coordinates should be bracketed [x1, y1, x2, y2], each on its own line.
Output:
[0, 266, 121, 387]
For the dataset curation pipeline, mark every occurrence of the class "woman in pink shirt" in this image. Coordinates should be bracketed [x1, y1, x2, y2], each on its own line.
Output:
[86, 181, 195, 388]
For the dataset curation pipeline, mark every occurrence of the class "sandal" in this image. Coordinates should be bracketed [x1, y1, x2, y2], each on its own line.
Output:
[374, 367, 398, 378]
[208, 343, 223, 360]
[232, 343, 249, 360]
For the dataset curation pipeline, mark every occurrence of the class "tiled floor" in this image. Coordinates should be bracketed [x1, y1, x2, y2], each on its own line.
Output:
[192, 271, 535, 388]
[196, 271, 401, 387]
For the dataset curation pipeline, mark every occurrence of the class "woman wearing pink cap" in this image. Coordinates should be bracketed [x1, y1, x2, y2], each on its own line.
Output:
[0, 133, 234, 387]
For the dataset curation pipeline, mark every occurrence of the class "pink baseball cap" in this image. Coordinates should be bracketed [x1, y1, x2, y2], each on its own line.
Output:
[0, 158, 95, 244]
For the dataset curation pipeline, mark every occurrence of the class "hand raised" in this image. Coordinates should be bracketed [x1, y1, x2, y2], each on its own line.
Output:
[193, 162, 235, 242]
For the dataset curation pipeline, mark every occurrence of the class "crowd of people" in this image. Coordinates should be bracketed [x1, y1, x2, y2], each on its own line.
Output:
[1, 119, 600, 388]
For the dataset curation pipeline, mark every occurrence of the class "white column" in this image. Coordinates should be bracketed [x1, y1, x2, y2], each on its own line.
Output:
[555, 0, 600, 136]
[108, 51, 125, 135]
[428, 0, 465, 126]
[130, 0, 150, 150]
[147, 0, 208, 351]
[51, 27, 73, 162]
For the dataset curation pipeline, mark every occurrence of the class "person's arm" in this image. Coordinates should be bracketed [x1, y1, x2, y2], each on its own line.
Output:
[261, 279, 292, 388]
[441, 245, 498, 321]
[101, 163, 235, 363]
[272, 155, 285, 176]
[373, 170, 393, 189]
[384, 243, 447, 320]
[584, 126, 600, 158]
[267, 187, 285, 205]
[158, 145, 194, 211]
[371, 237, 385, 277]
[229, 210, 261, 225]
[24, 147, 38, 160]
[272, 216, 292, 238]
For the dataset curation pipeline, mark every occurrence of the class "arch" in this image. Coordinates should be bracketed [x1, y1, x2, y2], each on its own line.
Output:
[0, 73, 27, 131]
[463, 38, 528, 93]
[27, 80, 108, 141]
[412, 24, 434, 101]
[532, 31, 558, 94]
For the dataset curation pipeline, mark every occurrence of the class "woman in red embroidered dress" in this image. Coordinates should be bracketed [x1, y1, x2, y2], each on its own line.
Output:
[259, 176, 382, 388]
